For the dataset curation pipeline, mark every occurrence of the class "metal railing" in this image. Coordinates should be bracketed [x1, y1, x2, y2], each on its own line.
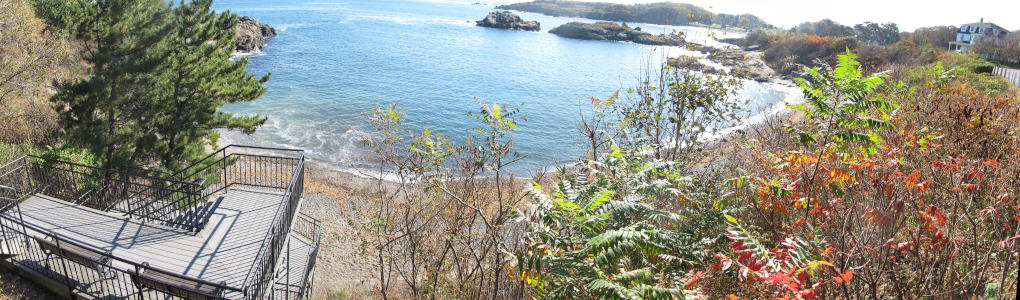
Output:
[0, 213, 241, 299]
[270, 213, 322, 299]
[172, 145, 308, 299]
[0, 155, 207, 232]
[0, 145, 316, 299]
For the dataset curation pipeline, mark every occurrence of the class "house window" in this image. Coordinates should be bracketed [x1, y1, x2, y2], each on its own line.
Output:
[962, 25, 968, 32]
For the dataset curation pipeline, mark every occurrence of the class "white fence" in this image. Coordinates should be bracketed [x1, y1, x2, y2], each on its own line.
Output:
[992, 66, 1020, 87]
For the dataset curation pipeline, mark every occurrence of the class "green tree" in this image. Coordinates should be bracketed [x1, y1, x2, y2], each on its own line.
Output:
[34, 0, 172, 170]
[792, 19, 854, 37]
[145, 0, 268, 171]
[901, 25, 958, 50]
[34, 0, 268, 172]
[854, 21, 900, 45]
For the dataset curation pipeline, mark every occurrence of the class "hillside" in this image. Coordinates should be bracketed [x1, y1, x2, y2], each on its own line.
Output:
[496, 0, 773, 30]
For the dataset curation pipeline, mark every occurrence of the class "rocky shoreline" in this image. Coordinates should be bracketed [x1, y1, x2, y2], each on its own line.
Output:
[234, 16, 275, 53]
[682, 45, 775, 82]
[476, 11, 540, 31]
[545, 21, 774, 82]
[549, 22, 685, 46]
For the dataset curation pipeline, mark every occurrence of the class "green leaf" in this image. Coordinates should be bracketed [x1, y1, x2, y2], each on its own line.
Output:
[724, 214, 738, 225]
[492, 103, 502, 119]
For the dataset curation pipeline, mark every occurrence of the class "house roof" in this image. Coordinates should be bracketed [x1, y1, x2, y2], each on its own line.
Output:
[961, 22, 1010, 33]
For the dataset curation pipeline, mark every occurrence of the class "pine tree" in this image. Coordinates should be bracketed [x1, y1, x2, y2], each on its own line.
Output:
[34, 0, 268, 172]
[34, 0, 172, 171]
[144, 0, 268, 171]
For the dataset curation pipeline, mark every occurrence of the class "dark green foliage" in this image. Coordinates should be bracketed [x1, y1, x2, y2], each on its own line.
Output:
[786, 49, 898, 153]
[146, 0, 268, 171]
[517, 146, 701, 299]
[517, 57, 747, 299]
[791, 19, 853, 37]
[854, 21, 900, 45]
[33, 0, 267, 172]
[900, 25, 958, 50]
[35, 0, 173, 171]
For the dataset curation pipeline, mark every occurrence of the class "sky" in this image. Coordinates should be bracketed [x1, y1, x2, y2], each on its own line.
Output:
[488, 0, 1020, 32]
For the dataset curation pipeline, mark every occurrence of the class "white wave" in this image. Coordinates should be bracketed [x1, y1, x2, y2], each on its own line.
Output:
[713, 81, 803, 139]
[229, 49, 267, 61]
[408, 0, 474, 5]
[346, 14, 476, 27]
[275, 23, 313, 32]
[231, 6, 350, 12]
[349, 14, 414, 25]
[439, 18, 475, 27]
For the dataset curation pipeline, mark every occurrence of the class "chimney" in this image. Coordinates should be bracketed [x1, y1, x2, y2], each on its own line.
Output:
[980, 18, 983, 23]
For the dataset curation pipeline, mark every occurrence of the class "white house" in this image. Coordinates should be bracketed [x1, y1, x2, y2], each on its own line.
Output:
[948, 19, 1010, 54]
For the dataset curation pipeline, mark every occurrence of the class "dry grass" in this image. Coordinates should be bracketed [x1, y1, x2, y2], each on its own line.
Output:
[0, 266, 57, 300]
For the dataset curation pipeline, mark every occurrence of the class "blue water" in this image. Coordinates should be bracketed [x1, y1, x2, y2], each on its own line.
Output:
[211, 0, 795, 171]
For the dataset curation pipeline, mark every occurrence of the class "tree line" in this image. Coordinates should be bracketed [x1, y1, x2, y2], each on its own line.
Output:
[496, 1, 774, 30]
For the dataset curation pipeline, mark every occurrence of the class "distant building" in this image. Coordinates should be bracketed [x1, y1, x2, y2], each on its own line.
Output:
[948, 18, 1010, 54]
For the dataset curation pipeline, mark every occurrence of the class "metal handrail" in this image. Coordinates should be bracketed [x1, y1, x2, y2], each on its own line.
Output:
[172, 144, 304, 181]
[123, 179, 193, 216]
[295, 213, 322, 298]
[241, 152, 305, 297]
[0, 213, 243, 293]
[1, 145, 314, 299]
[0, 155, 27, 171]
[75, 181, 108, 205]
[12, 155, 208, 231]
[26, 155, 200, 187]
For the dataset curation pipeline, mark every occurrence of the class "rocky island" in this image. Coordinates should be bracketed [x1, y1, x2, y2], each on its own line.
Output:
[234, 16, 276, 53]
[547, 22, 773, 81]
[476, 11, 540, 31]
[548, 22, 685, 46]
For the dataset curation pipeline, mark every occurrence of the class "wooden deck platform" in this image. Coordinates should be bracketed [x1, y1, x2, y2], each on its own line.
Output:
[5, 188, 288, 289]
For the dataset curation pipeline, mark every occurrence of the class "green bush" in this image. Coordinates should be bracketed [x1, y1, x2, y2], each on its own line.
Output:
[36, 143, 100, 167]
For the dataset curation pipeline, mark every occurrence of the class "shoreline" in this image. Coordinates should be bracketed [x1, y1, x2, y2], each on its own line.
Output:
[265, 74, 802, 187]
[292, 78, 803, 299]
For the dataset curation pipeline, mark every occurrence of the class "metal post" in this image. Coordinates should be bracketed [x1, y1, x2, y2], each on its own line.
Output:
[286, 237, 291, 298]
[54, 235, 76, 298]
[222, 152, 228, 194]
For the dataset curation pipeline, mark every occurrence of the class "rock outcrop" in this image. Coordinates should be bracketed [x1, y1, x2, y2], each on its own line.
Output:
[548, 22, 684, 46]
[549, 21, 774, 81]
[704, 47, 774, 82]
[234, 16, 276, 53]
[669, 46, 775, 82]
[476, 11, 540, 31]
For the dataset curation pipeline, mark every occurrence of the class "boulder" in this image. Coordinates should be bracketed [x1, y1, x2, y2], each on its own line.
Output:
[548, 22, 684, 46]
[234, 16, 276, 53]
[476, 11, 540, 31]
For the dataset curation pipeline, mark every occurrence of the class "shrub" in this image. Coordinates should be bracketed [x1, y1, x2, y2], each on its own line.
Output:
[714, 50, 1019, 299]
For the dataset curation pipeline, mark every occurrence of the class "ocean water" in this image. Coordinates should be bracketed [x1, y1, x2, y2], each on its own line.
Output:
[211, 0, 797, 172]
